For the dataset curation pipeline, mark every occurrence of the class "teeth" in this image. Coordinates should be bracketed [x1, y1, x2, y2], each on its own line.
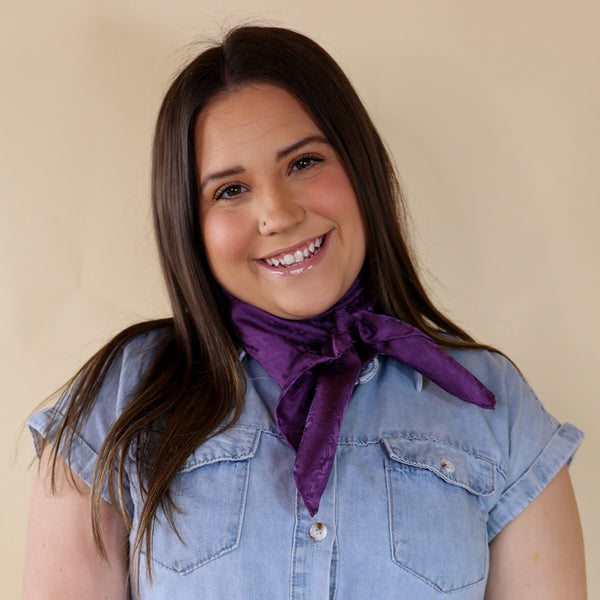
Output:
[263, 235, 325, 268]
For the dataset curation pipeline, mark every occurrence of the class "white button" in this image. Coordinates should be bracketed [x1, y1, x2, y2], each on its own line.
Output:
[309, 522, 328, 541]
[440, 457, 455, 473]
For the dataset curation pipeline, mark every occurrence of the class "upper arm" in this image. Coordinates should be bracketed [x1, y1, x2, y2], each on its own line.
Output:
[485, 465, 586, 599]
[22, 447, 130, 600]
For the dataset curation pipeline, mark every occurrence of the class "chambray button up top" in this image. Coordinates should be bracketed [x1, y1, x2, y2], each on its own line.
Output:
[28, 331, 583, 599]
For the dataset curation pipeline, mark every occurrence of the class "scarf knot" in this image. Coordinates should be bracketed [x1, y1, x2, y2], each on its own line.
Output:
[321, 310, 358, 358]
[326, 331, 353, 358]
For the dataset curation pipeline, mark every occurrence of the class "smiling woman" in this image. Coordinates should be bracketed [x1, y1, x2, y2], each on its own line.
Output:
[23, 25, 585, 600]
[197, 84, 366, 319]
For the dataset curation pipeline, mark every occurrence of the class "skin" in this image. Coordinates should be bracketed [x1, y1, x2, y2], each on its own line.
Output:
[485, 465, 586, 598]
[196, 83, 367, 320]
[22, 448, 130, 600]
[22, 84, 586, 598]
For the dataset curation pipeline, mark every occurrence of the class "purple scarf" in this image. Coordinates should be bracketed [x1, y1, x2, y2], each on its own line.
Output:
[227, 279, 495, 516]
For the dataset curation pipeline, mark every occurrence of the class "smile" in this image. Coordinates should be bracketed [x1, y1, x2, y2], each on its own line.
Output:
[262, 235, 325, 268]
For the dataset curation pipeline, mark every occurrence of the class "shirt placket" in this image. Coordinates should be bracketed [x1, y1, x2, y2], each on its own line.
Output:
[290, 454, 338, 600]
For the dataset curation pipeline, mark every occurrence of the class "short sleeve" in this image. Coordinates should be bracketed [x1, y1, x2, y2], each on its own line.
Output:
[480, 357, 584, 541]
[27, 329, 163, 516]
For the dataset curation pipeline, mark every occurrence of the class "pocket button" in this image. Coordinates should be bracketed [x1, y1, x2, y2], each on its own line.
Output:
[440, 457, 456, 473]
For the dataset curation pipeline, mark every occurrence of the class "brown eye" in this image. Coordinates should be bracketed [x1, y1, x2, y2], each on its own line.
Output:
[291, 154, 323, 172]
[215, 184, 247, 201]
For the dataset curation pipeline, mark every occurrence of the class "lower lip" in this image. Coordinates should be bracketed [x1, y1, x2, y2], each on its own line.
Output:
[257, 233, 331, 277]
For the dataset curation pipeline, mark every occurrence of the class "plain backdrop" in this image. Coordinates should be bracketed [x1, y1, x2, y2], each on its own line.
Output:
[2, 1, 598, 597]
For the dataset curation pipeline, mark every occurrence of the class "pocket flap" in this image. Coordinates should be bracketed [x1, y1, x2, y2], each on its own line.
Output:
[181, 427, 260, 471]
[383, 436, 496, 496]
[130, 426, 260, 472]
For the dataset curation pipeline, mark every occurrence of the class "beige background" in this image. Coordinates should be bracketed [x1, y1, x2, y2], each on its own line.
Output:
[2, 1, 598, 597]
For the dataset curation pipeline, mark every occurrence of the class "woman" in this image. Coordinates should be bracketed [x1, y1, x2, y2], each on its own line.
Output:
[23, 26, 586, 599]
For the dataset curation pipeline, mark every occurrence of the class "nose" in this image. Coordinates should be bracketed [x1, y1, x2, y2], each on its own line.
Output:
[257, 186, 306, 235]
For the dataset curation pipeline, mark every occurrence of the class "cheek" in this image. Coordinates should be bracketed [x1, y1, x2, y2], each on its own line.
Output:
[313, 171, 365, 234]
[201, 211, 253, 272]
[312, 168, 357, 209]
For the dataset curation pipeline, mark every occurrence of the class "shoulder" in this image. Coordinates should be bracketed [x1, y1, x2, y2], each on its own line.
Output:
[443, 348, 583, 539]
[75, 325, 170, 412]
[445, 347, 582, 451]
[96, 326, 172, 417]
[363, 348, 582, 540]
[29, 325, 170, 453]
[112, 327, 170, 389]
[441, 347, 571, 457]
[27, 325, 172, 507]
[445, 347, 551, 426]
[446, 346, 524, 393]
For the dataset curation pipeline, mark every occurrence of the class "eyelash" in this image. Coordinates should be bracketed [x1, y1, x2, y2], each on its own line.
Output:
[214, 183, 246, 201]
[289, 153, 324, 173]
[212, 153, 325, 201]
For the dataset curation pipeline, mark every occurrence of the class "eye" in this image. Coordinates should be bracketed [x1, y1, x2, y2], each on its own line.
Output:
[214, 183, 247, 201]
[290, 154, 323, 172]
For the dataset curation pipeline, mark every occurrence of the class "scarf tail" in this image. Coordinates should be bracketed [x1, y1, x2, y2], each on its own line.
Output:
[291, 351, 363, 515]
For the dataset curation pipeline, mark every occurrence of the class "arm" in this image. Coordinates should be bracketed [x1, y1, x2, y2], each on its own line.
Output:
[22, 447, 130, 600]
[485, 465, 586, 599]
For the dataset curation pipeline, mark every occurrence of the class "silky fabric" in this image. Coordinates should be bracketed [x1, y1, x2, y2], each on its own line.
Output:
[227, 278, 495, 515]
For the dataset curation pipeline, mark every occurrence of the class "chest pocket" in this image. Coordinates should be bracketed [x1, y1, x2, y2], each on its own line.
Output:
[133, 427, 260, 575]
[383, 436, 496, 593]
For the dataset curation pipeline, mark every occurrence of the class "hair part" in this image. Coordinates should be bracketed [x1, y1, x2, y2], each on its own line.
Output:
[43, 25, 498, 583]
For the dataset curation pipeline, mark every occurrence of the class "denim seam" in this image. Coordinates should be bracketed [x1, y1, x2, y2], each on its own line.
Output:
[144, 447, 253, 574]
[388, 457, 495, 497]
[290, 491, 301, 600]
[177, 429, 261, 471]
[29, 408, 136, 519]
[487, 422, 584, 541]
[357, 356, 379, 384]
[385, 458, 487, 592]
[383, 434, 503, 474]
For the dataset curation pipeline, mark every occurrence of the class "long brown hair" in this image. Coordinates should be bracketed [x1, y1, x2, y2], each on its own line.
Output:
[45, 25, 497, 578]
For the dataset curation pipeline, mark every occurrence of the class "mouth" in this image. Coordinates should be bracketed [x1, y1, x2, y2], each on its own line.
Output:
[261, 234, 326, 268]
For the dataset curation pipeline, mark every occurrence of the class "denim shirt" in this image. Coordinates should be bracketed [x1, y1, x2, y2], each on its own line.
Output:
[28, 330, 583, 599]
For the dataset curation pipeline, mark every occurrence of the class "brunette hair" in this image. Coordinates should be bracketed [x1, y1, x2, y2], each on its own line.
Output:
[45, 25, 495, 578]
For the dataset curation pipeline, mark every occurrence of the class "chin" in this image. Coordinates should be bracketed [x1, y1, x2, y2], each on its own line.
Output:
[268, 294, 341, 321]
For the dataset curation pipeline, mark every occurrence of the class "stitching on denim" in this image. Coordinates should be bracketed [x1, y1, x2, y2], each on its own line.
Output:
[329, 456, 339, 600]
[385, 458, 487, 592]
[177, 429, 261, 472]
[384, 434, 503, 474]
[340, 434, 505, 476]
[145, 454, 252, 574]
[383, 438, 497, 495]
[338, 438, 382, 448]
[290, 491, 301, 600]
[357, 356, 379, 384]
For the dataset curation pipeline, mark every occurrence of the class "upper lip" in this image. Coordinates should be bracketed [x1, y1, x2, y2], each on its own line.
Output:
[259, 232, 328, 261]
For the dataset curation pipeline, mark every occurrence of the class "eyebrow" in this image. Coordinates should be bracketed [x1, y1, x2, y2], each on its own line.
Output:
[199, 167, 245, 194]
[199, 134, 330, 194]
[275, 135, 329, 160]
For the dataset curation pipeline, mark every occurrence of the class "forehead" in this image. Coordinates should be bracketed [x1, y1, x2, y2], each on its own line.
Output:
[194, 84, 322, 169]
